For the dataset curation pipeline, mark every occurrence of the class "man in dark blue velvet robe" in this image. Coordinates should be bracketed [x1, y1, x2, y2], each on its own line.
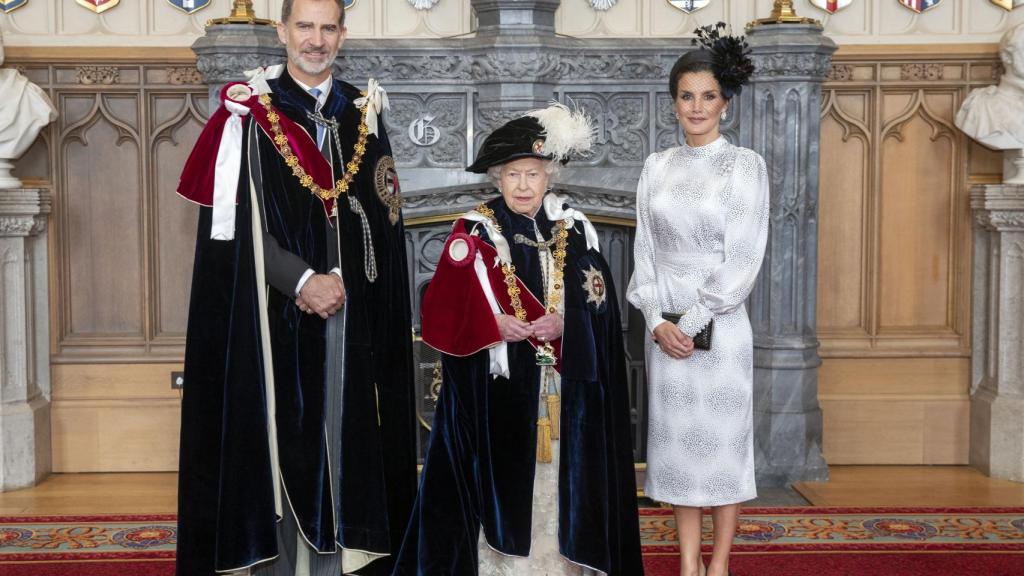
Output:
[393, 110, 644, 575]
[174, 1, 415, 574]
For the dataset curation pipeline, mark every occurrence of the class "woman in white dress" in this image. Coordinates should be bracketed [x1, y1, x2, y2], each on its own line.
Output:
[627, 24, 767, 576]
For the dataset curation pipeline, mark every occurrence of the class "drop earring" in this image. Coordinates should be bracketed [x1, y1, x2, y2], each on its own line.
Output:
[721, 110, 728, 121]
[674, 112, 680, 120]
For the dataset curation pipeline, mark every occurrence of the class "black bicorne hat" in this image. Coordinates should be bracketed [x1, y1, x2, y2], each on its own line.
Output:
[466, 103, 594, 174]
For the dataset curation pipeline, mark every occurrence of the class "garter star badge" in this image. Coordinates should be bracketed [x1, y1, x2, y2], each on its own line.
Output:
[374, 155, 402, 226]
[810, 0, 853, 14]
[582, 265, 606, 308]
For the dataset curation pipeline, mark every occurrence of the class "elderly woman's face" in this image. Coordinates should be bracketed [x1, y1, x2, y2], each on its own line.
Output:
[498, 157, 549, 217]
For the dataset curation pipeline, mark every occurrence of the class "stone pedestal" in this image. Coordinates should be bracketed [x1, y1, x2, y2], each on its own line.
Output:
[971, 184, 1024, 483]
[0, 187, 51, 492]
[468, 0, 559, 137]
[192, 24, 283, 111]
[742, 23, 836, 486]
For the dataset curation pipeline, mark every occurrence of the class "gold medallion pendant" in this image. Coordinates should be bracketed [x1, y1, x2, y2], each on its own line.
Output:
[536, 342, 557, 366]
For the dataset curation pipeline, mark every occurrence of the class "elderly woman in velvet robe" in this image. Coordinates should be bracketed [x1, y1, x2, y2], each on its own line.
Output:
[392, 105, 645, 576]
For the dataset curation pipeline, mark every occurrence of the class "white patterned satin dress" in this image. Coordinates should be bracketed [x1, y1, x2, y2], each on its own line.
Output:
[627, 136, 769, 507]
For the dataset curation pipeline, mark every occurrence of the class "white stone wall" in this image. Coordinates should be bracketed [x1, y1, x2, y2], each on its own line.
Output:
[0, 0, 473, 46]
[557, 0, 1024, 43]
[1, 0, 1023, 46]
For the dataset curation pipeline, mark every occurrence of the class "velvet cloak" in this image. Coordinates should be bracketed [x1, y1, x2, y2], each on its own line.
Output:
[176, 71, 416, 576]
[392, 197, 644, 575]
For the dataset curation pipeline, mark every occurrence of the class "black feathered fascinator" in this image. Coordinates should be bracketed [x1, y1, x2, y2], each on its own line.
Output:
[688, 22, 755, 98]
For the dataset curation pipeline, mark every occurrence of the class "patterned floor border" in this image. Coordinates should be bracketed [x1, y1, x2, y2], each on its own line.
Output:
[639, 506, 1024, 552]
[3, 507, 1024, 563]
[0, 515, 177, 562]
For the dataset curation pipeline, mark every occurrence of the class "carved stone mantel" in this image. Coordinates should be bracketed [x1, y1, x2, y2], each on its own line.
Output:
[191, 2, 834, 487]
[0, 187, 52, 492]
[971, 184, 1024, 483]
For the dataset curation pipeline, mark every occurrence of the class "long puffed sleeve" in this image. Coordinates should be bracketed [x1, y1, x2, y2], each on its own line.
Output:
[627, 154, 668, 333]
[678, 149, 769, 337]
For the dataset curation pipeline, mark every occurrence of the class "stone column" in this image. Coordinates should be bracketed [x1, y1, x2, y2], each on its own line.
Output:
[472, 0, 559, 36]
[0, 187, 51, 491]
[742, 23, 836, 486]
[192, 24, 283, 111]
[971, 184, 1024, 483]
[468, 0, 560, 147]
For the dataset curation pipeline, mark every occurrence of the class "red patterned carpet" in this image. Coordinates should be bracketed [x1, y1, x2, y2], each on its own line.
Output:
[0, 514, 175, 576]
[641, 506, 1024, 575]
[2, 508, 1024, 575]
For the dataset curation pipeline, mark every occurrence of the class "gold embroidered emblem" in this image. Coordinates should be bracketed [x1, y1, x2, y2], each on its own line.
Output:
[582, 265, 606, 307]
[374, 155, 402, 225]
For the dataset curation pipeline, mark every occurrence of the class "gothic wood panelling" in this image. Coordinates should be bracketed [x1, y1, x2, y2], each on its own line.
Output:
[11, 57, 208, 362]
[817, 47, 1002, 465]
[9, 53, 205, 472]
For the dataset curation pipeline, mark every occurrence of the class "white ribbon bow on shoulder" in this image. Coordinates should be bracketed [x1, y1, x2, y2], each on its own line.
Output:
[209, 87, 256, 241]
[543, 193, 601, 253]
[354, 78, 390, 139]
[242, 64, 284, 96]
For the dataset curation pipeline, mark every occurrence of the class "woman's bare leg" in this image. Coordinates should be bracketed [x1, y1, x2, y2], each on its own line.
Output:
[674, 505, 705, 576]
[706, 504, 739, 576]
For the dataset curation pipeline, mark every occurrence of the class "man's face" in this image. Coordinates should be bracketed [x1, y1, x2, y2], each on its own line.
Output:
[277, 0, 346, 85]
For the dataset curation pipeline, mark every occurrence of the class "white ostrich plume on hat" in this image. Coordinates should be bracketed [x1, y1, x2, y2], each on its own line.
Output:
[526, 101, 594, 163]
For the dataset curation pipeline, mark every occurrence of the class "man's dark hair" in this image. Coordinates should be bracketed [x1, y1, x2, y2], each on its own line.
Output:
[281, 0, 346, 26]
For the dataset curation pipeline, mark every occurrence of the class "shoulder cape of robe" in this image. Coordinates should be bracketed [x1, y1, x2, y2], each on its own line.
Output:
[394, 197, 644, 575]
[175, 71, 416, 576]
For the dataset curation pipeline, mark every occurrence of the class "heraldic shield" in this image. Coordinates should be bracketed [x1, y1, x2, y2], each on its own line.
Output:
[0, 0, 28, 13]
[897, 0, 943, 13]
[666, 0, 710, 13]
[810, 0, 853, 14]
[75, 0, 119, 13]
[991, 0, 1024, 10]
[167, 0, 212, 14]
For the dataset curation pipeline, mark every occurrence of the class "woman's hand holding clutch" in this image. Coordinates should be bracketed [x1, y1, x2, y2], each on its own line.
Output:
[496, 314, 533, 342]
[652, 322, 694, 359]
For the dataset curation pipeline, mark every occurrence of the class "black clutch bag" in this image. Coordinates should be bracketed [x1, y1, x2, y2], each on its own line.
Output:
[662, 312, 713, 351]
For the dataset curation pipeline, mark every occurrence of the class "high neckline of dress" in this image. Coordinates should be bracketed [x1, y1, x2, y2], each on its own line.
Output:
[680, 135, 728, 159]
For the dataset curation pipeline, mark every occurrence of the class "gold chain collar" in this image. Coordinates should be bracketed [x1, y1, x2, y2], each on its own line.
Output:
[474, 203, 568, 320]
[259, 93, 370, 202]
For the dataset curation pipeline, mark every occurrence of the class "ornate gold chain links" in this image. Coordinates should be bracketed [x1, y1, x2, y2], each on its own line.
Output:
[259, 93, 370, 202]
[475, 203, 567, 320]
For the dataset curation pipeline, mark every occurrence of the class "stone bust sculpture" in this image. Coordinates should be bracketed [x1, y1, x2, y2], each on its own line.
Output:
[0, 31, 59, 188]
[956, 23, 1024, 151]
